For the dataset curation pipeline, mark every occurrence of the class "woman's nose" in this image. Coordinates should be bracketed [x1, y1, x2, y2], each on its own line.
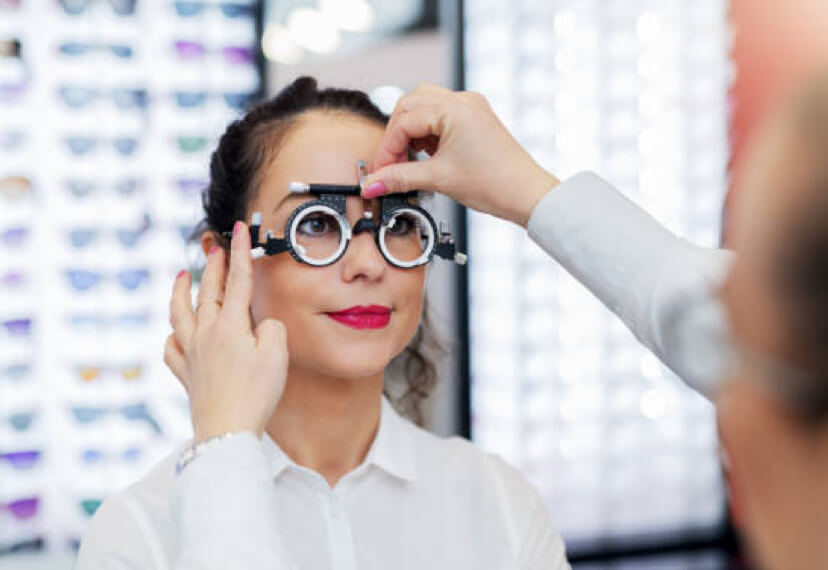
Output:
[340, 230, 386, 281]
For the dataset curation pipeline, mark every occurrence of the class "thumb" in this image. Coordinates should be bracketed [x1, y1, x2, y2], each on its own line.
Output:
[362, 159, 442, 199]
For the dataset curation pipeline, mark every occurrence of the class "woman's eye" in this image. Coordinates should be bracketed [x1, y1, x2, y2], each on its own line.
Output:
[298, 215, 335, 235]
[388, 215, 418, 236]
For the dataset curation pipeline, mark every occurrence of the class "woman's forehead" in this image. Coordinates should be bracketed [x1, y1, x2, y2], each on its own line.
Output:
[264, 117, 383, 194]
[255, 115, 384, 213]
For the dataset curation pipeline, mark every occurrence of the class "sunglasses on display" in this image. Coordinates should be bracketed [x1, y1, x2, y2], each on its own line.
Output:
[78, 446, 142, 465]
[0, 79, 26, 103]
[173, 1, 255, 18]
[0, 39, 21, 58]
[1, 318, 32, 337]
[59, 0, 136, 16]
[2, 270, 26, 289]
[64, 269, 150, 292]
[173, 41, 254, 64]
[79, 498, 102, 517]
[0, 498, 39, 521]
[66, 214, 152, 249]
[3, 410, 37, 432]
[64, 177, 144, 198]
[0, 538, 43, 557]
[175, 135, 209, 153]
[73, 363, 143, 382]
[222, 161, 466, 269]
[58, 86, 148, 110]
[0, 131, 25, 151]
[0, 176, 32, 200]
[66, 311, 151, 332]
[70, 402, 162, 435]
[173, 90, 254, 111]
[1, 226, 28, 247]
[58, 42, 133, 59]
[0, 450, 41, 470]
[1, 363, 31, 382]
[63, 136, 140, 157]
[173, 177, 207, 198]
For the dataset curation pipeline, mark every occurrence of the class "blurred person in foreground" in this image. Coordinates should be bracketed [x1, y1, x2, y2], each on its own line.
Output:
[363, 72, 828, 569]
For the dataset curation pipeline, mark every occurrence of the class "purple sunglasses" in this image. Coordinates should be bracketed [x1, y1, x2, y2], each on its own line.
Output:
[2, 318, 32, 337]
[2, 497, 39, 520]
[173, 41, 254, 64]
[1, 450, 41, 469]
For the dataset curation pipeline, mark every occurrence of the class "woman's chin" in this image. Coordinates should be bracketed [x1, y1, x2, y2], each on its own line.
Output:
[296, 345, 396, 380]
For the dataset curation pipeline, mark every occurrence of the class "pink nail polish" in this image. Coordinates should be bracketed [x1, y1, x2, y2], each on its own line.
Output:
[209, 246, 220, 255]
[176, 269, 187, 279]
[363, 181, 387, 199]
[233, 221, 242, 236]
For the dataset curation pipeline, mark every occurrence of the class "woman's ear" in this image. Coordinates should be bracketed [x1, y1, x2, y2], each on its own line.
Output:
[201, 231, 217, 257]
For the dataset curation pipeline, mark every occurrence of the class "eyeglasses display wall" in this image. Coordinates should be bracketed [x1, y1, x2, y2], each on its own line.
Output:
[465, 0, 731, 552]
[0, 0, 262, 559]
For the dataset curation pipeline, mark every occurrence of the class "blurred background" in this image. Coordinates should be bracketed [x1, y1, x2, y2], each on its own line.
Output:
[1, 0, 826, 568]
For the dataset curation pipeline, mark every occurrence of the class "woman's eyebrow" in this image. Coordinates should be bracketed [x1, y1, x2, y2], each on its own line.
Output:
[271, 194, 303, 213]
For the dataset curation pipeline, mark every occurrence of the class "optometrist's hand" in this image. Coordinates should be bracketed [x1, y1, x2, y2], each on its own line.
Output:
[362, 83, 560, 228]
[164, 222, 289, 445]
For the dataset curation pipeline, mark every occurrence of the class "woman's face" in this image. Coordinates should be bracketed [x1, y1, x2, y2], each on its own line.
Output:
[244, 111, 426, 380]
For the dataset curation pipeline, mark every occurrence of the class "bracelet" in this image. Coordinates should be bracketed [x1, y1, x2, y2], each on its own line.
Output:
[175, 431, 246, 476]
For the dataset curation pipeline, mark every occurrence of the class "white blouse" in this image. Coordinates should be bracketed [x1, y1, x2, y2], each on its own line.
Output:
[76, 171, 732, 569]
[76, 396, 569, 569]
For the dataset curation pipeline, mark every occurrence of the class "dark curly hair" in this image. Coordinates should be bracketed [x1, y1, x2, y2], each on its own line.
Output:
[189, 76, 442, 425]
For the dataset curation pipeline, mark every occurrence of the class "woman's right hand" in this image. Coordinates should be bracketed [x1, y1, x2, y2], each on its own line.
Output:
[362, 83, 560, 228]
[163, 221, 289, 445]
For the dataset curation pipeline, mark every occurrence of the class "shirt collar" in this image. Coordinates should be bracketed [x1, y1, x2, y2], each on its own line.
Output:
[261, 395, 417, 483]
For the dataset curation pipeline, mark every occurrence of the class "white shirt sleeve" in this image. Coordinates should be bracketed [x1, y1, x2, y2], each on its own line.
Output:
[526, 171, 734, 398]
[75, 493, 165, 569]
[483, 452, 571, 570]
[171, 431, 297, 570]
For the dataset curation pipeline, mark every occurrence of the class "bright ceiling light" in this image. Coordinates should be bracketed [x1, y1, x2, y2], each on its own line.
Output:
[262, 23, 304, 64]
[319, 0, 375, 33]
[369, 85, 405, 115]
[287, 7, 340, 54]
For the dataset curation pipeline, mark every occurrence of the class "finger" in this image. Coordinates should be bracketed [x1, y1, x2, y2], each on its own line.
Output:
[163, 333, 189, 393]
[195, 245, 226, 322]
[371, 103, 445, 174]
[392, 83, 453, 113]
[222, 221, 254, 332]
[365, 107, 446, 197]
[365, 158, 444, 199]
[170, 269, 195, 350]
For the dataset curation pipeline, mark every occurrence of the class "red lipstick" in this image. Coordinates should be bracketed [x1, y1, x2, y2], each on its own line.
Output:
[326, 305, 391, 330]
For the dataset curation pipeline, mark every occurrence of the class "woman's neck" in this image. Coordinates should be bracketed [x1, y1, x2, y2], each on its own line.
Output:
[265, 365, 384, 488]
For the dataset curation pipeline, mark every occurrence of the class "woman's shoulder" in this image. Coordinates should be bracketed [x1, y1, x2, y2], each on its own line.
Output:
[404, 419, 539, 500]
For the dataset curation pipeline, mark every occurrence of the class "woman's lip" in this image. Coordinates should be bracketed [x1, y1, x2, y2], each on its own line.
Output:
[326, 305, 391, 316]
[326, 312, 391, 330]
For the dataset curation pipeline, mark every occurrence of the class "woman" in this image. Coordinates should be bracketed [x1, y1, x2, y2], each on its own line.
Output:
[76, 77, 569, 569]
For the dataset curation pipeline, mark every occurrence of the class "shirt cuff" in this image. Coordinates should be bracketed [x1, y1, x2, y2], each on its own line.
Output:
[171, 431, 295, 568]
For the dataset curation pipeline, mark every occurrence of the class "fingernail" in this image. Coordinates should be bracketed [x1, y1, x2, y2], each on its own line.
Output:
[362, 181, 387, 199]
[209, 246, 220, 255]
[176, 269, 187, 279]
[233, 221, 242, 236]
